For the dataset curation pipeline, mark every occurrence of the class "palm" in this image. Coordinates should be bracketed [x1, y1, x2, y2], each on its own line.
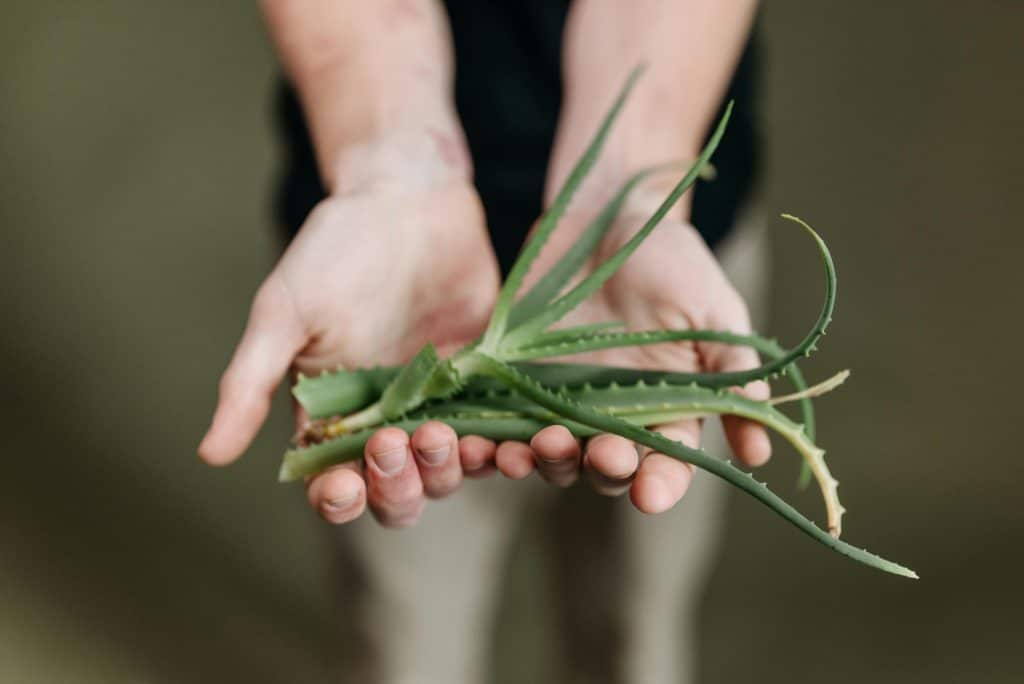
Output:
[199, 180, 498, 470]
[539, 210, 744, 377]
[274, 182, 499, 373]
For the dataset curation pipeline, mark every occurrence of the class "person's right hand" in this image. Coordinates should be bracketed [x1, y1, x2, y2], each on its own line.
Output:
[198, 135, 501, 527]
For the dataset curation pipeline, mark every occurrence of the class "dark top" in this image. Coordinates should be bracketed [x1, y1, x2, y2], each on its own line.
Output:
[274, 1, 759, 274]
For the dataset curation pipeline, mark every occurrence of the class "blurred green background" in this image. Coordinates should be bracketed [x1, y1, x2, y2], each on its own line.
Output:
[2, 2, 1021, 682]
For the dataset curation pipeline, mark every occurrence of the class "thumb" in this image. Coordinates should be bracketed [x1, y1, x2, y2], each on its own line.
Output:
[199, 276, 307, 466]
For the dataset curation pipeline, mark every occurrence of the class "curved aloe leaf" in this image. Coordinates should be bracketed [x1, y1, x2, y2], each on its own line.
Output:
[479, 66, 645, 350]
[501, 101, 734, 349]
[508, 161, 708, 329]
[472, 353, 916, 579]
[292, 366, 395, 419]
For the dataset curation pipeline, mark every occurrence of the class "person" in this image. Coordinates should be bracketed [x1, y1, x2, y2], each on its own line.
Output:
[199, 1, 767, 681]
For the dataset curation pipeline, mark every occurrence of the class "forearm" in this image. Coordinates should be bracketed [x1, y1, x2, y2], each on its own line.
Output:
[260, 0, 467, 192]
[549, 0, 757, 209]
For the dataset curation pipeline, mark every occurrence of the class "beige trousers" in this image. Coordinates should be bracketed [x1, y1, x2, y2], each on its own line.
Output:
[330, 215, 769, 684]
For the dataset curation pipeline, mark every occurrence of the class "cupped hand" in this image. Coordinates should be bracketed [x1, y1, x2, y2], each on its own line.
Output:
[198, 164, 501, 527]
[489, 198, 772, 514]
[200, 155, 767, 524]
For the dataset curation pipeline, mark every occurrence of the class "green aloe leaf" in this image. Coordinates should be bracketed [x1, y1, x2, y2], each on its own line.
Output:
[501, 101, 733, 349]
[378, 344, 461, 419]
[280, 415, 560, 482]
[508, 164, 679, 329]
[292, 366, 395, 419]
[479, 66, 645, 351]
[505, 212, 833, 387]
[281, 373, 839, 488]
[472, 352, 916, 579]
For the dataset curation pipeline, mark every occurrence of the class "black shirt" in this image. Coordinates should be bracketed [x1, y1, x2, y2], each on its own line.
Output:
[274, 1, 759, 274]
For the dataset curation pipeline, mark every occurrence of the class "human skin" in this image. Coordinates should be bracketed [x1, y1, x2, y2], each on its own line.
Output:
[198, 0, 764, 526]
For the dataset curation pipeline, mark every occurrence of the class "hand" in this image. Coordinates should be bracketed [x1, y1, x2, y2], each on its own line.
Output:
[488, 194, 771, 513]
[198, 139, 501, 527]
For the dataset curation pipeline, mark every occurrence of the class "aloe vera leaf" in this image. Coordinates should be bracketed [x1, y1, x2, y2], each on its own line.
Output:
[517, 327, 820, 453]
[505, 213, 832, 394]
[336, 344, 462, 432]
[294, 342, 820, 452]
[472, 352, 916, 578]
[479, 66, 645, 351]
[292, 366, 396, 419]
[770, 370, 849, 405]
[520, 357, 818, 484]
[600, 382, 843, 531]
[380, 345, 462, 414]
[506, 326, 821, 425]
[500, 102, 732, 349]
[515, 322, 626, 347]
[510, 328, 798, 363]
[284, 374, 845, 534]
[608, 383, 845, 536]
[279, 416, 574, 482]
[546, 357, 822, 491]
[476, 358, 814, 443]
[283, 381, 811, 483]
[421, 374, 844, 533]
[507, 165, 669, 329]
[508, 210, 834, 489]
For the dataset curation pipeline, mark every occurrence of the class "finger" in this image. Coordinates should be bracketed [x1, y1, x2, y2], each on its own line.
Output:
[583, 433, 639, 496]
[630, 421, 700, 514]
[722, 394, 772, 467]
[707, 339, 772, 467]
[411, 421, 462, 499]
[364, 427, 425, 528]
[306, 463, 366, 524]
[495, 441, 536, 480]
[699, 296, 773, 468]
[199, 277, 307, 466]
[459, 435, 498, 478]
[530, 425, 581, 488]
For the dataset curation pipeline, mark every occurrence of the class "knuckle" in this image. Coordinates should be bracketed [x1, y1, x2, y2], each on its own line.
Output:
[372, 474, 423, 508]
[423, 473, 461, 499]
[373, 499, 425, 528]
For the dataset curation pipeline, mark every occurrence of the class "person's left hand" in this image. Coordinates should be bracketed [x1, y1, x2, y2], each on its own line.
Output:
[474, 194, 772, 513]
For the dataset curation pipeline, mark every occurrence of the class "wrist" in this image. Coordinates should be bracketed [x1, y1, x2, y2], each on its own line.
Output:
[330, 119, 473, 197]
[547, 86, 702, 218]
[549, 0, 756, 212]
[265, 0, 465, 192]
[306, 59, 471, 194]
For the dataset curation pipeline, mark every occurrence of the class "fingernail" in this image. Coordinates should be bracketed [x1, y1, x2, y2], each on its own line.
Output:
[372, 446, 408, 475]
[323, 493, 358, 512]
[417, 444, 450, 466]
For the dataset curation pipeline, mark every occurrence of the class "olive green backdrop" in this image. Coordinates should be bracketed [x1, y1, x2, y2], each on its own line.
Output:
[2, 2, 1021, 682]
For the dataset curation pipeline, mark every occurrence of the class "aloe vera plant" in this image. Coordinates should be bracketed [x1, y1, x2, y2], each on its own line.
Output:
[280, 67, 917, 579]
